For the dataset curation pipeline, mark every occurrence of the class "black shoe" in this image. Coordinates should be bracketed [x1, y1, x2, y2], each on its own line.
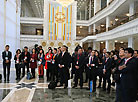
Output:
[86, 87, 90, 90]
[64, 86, 67, 89]
[111, 82, 115, 86]
[103, 88, 106, 91]
[93, 89, 96, 92]
[97, 86, 101, 88]
[72, 85, 77, 88]
[80, 86, 83, 89]
[107, 90, 110, 94]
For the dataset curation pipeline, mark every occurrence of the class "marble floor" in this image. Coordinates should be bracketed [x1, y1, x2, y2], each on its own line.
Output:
[0, 69, 119, 102]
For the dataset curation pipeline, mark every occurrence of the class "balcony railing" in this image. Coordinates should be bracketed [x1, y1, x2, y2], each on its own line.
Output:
[108, 13, 138, 31]
[95, 0, 115, 15]
[81, 13, 138, 38]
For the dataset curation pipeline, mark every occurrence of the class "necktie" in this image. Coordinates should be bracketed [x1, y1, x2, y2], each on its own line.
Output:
[90, 57, 93, 64]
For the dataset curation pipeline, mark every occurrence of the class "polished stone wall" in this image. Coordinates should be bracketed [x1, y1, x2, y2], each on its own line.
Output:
[0, 0, 20, 67]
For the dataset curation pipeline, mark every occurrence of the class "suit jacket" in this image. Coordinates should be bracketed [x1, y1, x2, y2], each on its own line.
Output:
[120, 57, 137, 89]
[51, 54, 58, 67]
[14, 54, 22, 64]
[2, 51, 12, 63]
[21, 51, 30, 63]
[86, 55, 99, 69]
[99, 53, 106, 63]
[103, 57, 112, 73]
[58, 51, 71, 69]
[74, 54, 85, 71]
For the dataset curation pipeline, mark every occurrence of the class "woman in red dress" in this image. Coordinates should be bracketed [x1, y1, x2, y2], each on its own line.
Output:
[45, 49, 53, 81]
[30, 48, 37, 78]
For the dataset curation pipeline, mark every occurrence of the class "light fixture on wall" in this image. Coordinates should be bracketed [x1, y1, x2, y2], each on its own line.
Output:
[80, 26, 83, 28]
[120, 41, 124, 44]
[126, 13, 130, 17]
[101, 24, 105, 27]
[78, 31, 80, 34]
[115, 40, 118, 42]
[101, 42, 104, 44]
[115, 17, 119, 21]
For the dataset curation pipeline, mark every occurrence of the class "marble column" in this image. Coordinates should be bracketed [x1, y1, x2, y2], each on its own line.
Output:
[44, 0, 49, 40]
[93, 23, 96, 33]
[88, 42, 91, 47]
[93, 41, 96, 50]
[107, 0, 111, 6]
[85, 5, 87, 20]
[71, 1, 77, 41]
[106, 16, 111, 32]
[129, 1, 135, 16]
[4, 0, 6, 46]
[88, 25, 92, 34]
[89, 0, 92, 19]
[128, 37, 134, 49]
[105, 40, 109, 51]
[95, 42, 100, 51]
[109, 41, 115, 51]
[94, 0, 101, 15]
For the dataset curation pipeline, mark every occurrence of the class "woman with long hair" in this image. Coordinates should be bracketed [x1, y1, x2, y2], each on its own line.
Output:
[38, 49, 45, 78]
[30, 48, 37, 78]
[14, 49, 22, 80]
[45, 49, 53, 81]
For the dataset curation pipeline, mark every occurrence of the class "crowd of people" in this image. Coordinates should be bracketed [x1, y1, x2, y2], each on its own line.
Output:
[1, 44, 138, 102]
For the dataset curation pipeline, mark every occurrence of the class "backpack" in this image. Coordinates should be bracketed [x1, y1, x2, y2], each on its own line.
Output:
[48, 81, 57, 89]
[26, 72, 32, 80]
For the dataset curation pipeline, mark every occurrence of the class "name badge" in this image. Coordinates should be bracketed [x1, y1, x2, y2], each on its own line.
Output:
[24, 57, 27, 60]
[38, 61, 41, 65]
[16, 61, 19, 63]
[52, 61, 55, 64]
[5, 57, 8, 60]
[76, 61, 78, 65]
[32, 60, 34, 62]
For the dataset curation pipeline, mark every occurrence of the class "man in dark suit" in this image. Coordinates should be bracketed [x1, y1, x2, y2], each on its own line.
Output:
[21, 46, 30, 77]
[98, 48, 107, 88]
[86, 50, 98, 92]
[72, 47, 85, 89]
[113, 48, 125, 102]
[58, 45, 71, 89]
[103, 52, 112, 93]
[2, 45, 12, 82]
[51, 48, 58, 82]
[119, 48, 137, 102]
[134, 50, 138, 100]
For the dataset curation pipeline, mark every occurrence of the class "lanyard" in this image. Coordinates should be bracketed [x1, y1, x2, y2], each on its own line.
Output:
[125, 57, 132, 65]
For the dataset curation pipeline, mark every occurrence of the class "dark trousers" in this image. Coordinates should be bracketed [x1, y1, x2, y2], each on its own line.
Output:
[74, 69, 83, 87]
[85, 66, 89, 82]
[47, 62, 52, 81]
[3, 63, 11, 81]
[121, 81, 137, 102]
[88, 69, 97, 90]
[22, 63, 29, 77]
[31, 68, 35, 78]
[59, 68, 69, 87]
[98, 76, 103, 87]
[103, 72, 111, 91]
[115, 83, 122, 102]
[15, 64, 21, 79]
